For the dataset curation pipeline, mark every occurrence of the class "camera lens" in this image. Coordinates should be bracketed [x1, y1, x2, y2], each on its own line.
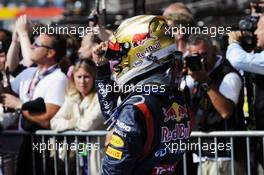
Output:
[185, 54, 202, 71]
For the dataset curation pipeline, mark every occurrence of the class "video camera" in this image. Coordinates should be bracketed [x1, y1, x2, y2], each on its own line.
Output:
[87, 10, 99, 25]
[238, 16, 259, 52]
[184, 53, 203, 72]
[238, 1, 263, 52]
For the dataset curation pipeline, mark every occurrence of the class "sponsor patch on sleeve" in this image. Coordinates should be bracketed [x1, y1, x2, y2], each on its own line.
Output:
[110, 134, 125, 147]
[106, 146, 123, 160]
[114, 128, 127, 138]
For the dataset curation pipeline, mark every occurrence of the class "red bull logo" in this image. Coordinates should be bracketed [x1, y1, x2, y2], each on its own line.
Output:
[132, 32, 157, 48]
[135, 41, 160, 58]
[163, 102, 188, 123]
[161, 122, 191, 143]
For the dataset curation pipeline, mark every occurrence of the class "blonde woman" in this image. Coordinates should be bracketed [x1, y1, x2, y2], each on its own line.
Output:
[51, 59, 104, 131]
[50, 59, 105, 175]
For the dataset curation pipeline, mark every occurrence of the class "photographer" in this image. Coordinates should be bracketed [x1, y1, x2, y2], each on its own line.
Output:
[226, 13, 264, 174]
[185, 34, 246, 175]
[227, 14, 264, 128]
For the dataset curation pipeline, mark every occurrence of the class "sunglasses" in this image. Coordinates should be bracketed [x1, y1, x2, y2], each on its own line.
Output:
[33, 42, 53, 49]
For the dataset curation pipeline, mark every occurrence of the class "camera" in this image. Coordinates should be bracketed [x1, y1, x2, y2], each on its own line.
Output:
[238, 15, 259, 52]
[185, 53, 203, 71]
[87, 13, 99, 25]
[239, 17, 258, 32]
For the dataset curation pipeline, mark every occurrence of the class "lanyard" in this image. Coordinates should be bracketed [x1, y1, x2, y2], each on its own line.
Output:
[27, 65, 58, 99]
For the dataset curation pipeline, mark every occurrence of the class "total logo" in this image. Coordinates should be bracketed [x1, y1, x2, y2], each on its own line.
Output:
[163, 102, 188, 123]
[152, 164, 176, 175]
[161, 121, 191, 143]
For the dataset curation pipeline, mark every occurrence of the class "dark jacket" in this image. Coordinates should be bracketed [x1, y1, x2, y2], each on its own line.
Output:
[191, 58, 246, 157]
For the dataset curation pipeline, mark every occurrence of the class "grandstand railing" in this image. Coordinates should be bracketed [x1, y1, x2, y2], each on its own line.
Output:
[1, 130, 264, 175]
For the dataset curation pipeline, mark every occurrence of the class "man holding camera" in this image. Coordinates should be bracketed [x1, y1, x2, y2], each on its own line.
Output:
[227, 13, 264, 174]
[227, 14, 264, 129]
[185, 34, 245, 175]
[1, 33, 68, 175]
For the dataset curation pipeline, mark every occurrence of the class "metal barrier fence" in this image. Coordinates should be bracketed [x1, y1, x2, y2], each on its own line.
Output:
[1, 130, 264, 175]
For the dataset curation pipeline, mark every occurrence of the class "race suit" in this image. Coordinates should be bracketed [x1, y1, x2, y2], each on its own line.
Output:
[95, 62, 192, 175]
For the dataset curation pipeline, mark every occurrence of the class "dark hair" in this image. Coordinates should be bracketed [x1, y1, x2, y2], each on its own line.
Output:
[91, 34, 102, 44]
[47, 34, 67, 62]
[0, 41, 8, 54]
[187, 34, 213, 48]
[0, 28, 12, 40]
[65, 34, 80, 64]
[0, 28, 12, 53]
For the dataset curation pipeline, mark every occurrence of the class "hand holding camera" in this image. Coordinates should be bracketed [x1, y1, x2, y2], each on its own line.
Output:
[0, 93, 22, 110]
[184, 53, 211, 84]
[228, 31, 243, 44]
[235, 3, 261, 52]
[185, 53, 203, 72]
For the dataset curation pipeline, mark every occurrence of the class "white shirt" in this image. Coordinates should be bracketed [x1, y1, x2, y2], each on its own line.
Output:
[11, 66, 68, 131]
[226, 43, 264, 75]
[11, 67, 68, 105]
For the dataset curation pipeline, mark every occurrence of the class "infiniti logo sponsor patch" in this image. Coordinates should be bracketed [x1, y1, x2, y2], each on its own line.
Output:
[116, 120, 132, 132]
